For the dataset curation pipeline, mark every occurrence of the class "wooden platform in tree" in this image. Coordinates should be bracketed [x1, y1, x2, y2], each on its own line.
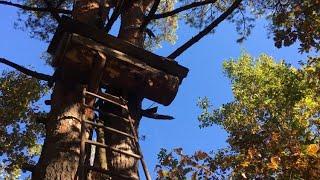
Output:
[48, 16, 189, 105]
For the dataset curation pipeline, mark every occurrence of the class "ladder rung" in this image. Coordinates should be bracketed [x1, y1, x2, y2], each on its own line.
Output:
[85, 140, 141, 159]
[82, 104, 104, 115]
[84, 90, 127, 109]
[81, 105, 130, 123]
[83, 120, 135, 139]
[85, 165, 133, 179]
[98, 91, 127, 105]
[105, 112, 130, 123]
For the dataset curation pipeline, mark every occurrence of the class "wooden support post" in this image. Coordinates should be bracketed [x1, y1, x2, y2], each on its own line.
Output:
[79, 90, 87, 180]
[86, 51, 107, 107]
[126, 112, 152, 180]
[79, 52, 107, 180]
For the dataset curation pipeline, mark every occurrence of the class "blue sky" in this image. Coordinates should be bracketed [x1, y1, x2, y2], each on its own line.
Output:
[0, 5, 312, 179]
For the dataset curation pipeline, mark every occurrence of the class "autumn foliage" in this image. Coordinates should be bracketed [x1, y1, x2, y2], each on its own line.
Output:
[156, 54, 320, 179]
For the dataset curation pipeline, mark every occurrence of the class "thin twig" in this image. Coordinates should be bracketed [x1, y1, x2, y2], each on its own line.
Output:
[168, 0, 242, 59]
[140, 0, 160, 31]
[43, 0, 62, 22]
[152, 0, 217, 20]
[104, 0, 124, 33]
[21, 163, 35, 172]
[0, 58, 52, 81]
[0, 0, 71, 14]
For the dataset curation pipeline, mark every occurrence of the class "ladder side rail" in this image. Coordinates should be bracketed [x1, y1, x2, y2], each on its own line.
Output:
[126, 108, 152, 180]
[79, 51, 107, 179]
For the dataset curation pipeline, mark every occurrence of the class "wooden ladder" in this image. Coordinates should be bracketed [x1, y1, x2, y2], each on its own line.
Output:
[79, 88, 151, 180]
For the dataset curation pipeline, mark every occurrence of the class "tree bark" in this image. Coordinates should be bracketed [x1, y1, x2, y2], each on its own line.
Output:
[33, 0, 152, 179]
[33, 1, 107, 179]
[102, 1, 152, 179]
[32, 72, 84, 179]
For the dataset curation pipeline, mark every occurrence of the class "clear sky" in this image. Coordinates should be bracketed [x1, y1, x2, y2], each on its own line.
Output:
[0, 5, 311, 179]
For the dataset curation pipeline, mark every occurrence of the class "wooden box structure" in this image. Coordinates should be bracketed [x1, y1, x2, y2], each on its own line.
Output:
[48, 16, 188, 106]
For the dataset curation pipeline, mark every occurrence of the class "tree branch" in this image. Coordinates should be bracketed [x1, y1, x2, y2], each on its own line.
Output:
[0, 58, 52, 81]
[141, 107, 174, 120]
[0, 1, 72, 14]
[21, 163, 35, 172]
[104, 0, 124, 32]
[140, 0, 160, 31]
[168, 0, 242, 59]
[43, 0, 62, 22]
[152, 0, 217, 20]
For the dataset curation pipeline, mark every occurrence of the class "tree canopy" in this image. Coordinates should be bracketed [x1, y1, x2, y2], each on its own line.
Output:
[156, 54, 320, 179]
[0, 0, 319, 179]
[0, 71, 47, 178]
[3, 0, 319, 53]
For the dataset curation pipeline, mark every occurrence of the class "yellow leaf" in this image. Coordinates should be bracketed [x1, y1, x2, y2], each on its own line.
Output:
[267, 156, 280, 170]
[241, 161, 250, 167]
[247, 148, 257, 159]
[305, 67, 316, 73]
[306, 144, 319, 156]
[271, 132, 280, 142]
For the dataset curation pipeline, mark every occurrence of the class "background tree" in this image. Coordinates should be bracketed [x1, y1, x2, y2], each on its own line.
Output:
[156, 54, 320, 179]
[0, 0, 319, 179]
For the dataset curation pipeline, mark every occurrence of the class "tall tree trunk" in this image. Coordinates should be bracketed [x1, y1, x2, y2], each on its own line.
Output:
[33, 0, 152, 179]
[32, 75, 84, 179]
[102, 1, 152, 179]
[33, 1, 106, 179]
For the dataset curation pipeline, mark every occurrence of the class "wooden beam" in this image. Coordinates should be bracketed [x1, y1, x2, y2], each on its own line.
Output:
[48, 16, 189, 80]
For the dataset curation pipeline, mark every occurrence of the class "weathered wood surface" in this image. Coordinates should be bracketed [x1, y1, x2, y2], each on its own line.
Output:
[48, 16, 189, 80]
[52, 33, 180, 105]
[48, 16, 189, 106]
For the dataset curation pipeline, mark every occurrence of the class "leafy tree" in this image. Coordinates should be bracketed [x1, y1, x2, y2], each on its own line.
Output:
[156, 54, 320, 179]
[0, 70, 47, 179]
[0, 0, 319, 179]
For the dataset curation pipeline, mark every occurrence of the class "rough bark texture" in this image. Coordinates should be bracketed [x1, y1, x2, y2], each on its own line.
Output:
[33, 1, 104, 179]
[33, 0, 152, 179]
[102, 2, 148, 179]
[32, 72, 84, 179]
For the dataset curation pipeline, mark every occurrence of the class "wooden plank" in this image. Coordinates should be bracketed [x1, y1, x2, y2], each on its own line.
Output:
[104, 112, 130, 123]
[85, 165, 132, 179]
[51, 32, 182, 105]
[81, 105, 130, 123]
[85, 140, 141, 159]
[71, 34, 156, 73]
[84, 90, 128, 109]
[48, 16, 189, 80]
[97, 91, 127, 106]
[83, 119, 134, 139]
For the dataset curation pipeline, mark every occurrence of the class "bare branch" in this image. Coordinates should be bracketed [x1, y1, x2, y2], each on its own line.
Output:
[21, 163, 35, 172]
[168, 0, 242, 59]
[105, 0, 125, 32]
[0, 1, 71, 14]
[43, 0, 62, 22]
[152, 0, 217, 20]
[0, 58, 52, 81]
[140, 0, 160, 30]
[141, 107, 174, 120]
